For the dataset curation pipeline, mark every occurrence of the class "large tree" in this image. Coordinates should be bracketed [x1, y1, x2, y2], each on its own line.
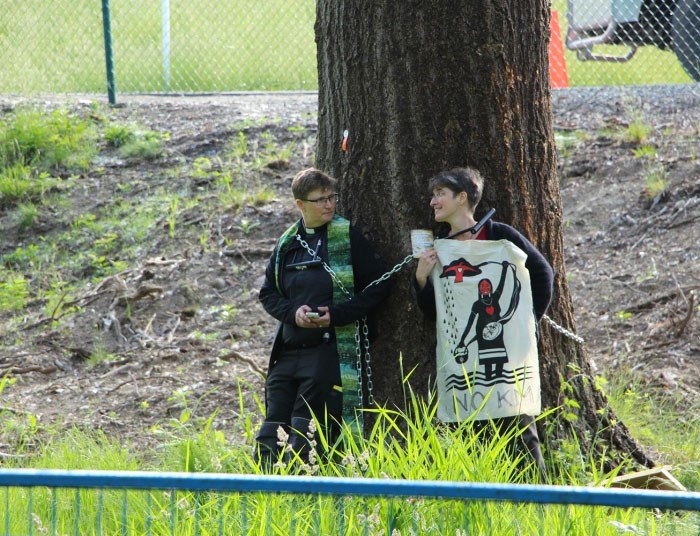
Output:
[314, 1, 651, 468]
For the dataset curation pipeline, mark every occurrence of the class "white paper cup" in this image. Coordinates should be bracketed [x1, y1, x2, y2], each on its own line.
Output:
[411, 229, 434, 258]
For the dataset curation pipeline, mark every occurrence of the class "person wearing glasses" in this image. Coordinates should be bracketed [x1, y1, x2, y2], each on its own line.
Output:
[254, 167, 390, 469]
[414, 167, 554, 479]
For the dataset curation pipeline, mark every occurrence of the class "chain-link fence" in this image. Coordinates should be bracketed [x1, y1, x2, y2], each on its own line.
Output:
[552, 0, 700, 87]
[0, 1, 697, 96]
[0, 0, 317, 95]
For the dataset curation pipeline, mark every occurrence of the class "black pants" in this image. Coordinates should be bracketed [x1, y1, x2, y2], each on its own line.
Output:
[255, 344, 343, 468]
[470, 414, 547, 480]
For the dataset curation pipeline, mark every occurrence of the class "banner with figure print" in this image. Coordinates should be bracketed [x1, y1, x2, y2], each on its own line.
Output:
[431, 238, 541, 422]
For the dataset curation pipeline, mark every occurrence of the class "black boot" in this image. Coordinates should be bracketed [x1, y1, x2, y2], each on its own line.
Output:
[254, 422, 286, 472]
[517, 415, 548, 483]
[289, 417, 316, 464]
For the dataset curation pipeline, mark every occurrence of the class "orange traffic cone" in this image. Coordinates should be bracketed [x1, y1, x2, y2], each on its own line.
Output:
[549, 10, 569, 88]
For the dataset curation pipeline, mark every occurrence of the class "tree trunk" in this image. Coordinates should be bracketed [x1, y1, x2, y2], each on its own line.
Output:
[315, 0, 652, 469]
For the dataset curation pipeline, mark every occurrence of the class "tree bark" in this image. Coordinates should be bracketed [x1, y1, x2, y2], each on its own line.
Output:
[315, 0, 652, 469]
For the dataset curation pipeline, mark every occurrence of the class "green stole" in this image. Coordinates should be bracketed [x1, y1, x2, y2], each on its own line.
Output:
[274, 215, 362, 430]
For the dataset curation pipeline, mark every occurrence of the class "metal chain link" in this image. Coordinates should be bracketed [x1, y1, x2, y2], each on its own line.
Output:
[358, 255, 414, 405]
[297, 234, 586, 387]
[295, 235, 415, 294]
[542, 314, 585, 344]
[4, 5, 697, 95]
[361, 320, 374, 405]
[295, 235, 415, 406]
[364, 254, 415, 289]
[353, 320, 363, 405]
[295, 234, 353, 297]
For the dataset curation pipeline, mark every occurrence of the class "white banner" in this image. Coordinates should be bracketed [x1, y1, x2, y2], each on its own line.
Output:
[431, 239, 541, 422]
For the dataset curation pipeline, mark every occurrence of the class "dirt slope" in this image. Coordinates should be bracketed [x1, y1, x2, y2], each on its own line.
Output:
[0, 87, 698, 456]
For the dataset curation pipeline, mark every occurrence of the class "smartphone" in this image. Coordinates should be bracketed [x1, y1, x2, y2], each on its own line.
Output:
[305, 312, 320, 318]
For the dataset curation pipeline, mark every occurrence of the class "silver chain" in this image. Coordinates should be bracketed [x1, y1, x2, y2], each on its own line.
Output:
[362, 320, 373, 404]
[295, 235, 584, 394]
[353, 320, 364, 404]
[295, 234, 354, 299]
[364, 254, 415, 289]
[542, 314, 585, 344]
[295, 235, 415, 293]
[296, 235, 411, 405]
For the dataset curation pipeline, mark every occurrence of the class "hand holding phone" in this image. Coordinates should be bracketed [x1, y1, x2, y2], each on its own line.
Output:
[296, 306, 330, 328]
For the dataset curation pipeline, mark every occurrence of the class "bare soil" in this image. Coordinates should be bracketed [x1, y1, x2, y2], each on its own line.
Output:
[1, 88, 699, 459]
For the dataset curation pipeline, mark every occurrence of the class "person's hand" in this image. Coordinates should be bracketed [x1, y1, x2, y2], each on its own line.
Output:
[295, 305, 331, 328]
[308, 306, 331, 328]
[415, 248, 439, 289]
[295, 305, 317, 328]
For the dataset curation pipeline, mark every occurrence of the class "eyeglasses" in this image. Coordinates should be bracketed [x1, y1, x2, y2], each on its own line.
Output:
[301, 193, 339, 206]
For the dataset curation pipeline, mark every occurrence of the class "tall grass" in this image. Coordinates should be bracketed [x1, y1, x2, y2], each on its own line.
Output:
[607, 373, 700, 492]
[0, 108, 97, 172]
[1, 388, 698, 535]
[0, 0, 692, 94]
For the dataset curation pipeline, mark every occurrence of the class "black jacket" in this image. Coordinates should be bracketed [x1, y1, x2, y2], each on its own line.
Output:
[260, 221, 391, 364]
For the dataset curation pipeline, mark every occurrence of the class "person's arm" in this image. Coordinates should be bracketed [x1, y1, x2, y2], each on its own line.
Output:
[414, 248, 437, 290]
[412, 248, 438, 320]
[258, 247, 297, 325]
[326, 228, 391, 326]
[525, 247, 554, 320]
[492, 223, 554, 320]
[457, 309, 477, 348]
[413, 276, 437, 320]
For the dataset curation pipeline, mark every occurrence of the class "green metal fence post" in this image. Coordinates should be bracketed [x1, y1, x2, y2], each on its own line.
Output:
[101, 0, 117, 105]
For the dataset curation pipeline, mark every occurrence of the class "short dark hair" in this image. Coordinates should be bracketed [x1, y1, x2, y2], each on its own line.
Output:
[429, 167, 484, 207]
[291, 168, 337, 200]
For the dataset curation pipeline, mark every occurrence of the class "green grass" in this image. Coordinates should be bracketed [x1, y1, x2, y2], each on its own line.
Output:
[0, 269, 29, 312]
[0, 108, 97, 172]
[607, 373, 700, 491]
[0, 0, 693, 94]
[562, 46, 693, 87]
[117, 129, 166, 160]
[0, 386, 698, 535]
[624, 119, 653, 145]
[0, 164, 39, 206]
[644, 165, 669, 200]
[0, 0, 317, 93]
[633, 144, 657, 158]
[0, 105, 697, 533]
[0, 105, 285, 339]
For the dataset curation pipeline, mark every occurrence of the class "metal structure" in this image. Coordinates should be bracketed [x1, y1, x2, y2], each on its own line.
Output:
[1, 469, 700, 534]
[566, 0, 700, 80]
[0, 1, 698, 96]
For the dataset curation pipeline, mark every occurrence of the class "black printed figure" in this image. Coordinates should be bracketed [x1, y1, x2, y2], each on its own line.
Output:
[453, 260, 521, 380]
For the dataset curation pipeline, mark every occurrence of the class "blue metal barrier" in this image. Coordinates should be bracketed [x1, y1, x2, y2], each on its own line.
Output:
[2, 469, 699, 535]
[2, 469, 700, 510]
